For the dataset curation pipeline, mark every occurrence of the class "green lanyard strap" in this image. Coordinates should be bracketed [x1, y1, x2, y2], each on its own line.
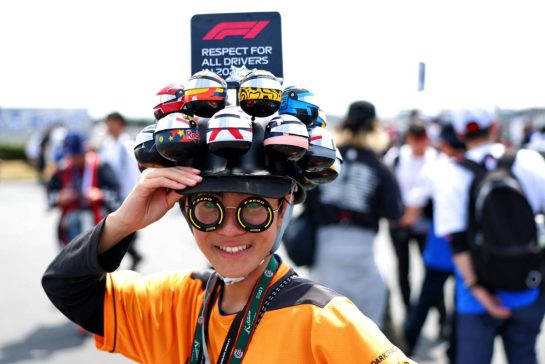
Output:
[190, 256, 279, 364]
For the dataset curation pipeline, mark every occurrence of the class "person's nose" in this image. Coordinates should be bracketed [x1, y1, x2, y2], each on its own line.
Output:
[217, 207, 245, 235]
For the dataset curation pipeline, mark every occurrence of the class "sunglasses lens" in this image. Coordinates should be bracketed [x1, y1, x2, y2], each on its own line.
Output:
[194, 200, 221, 225]
[238, 198, 274, 232]
[189, 195, 224, 231]
[241, 202, 270, 226]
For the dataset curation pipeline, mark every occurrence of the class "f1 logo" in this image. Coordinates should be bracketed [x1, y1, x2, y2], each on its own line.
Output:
[203, 21, 270, 40]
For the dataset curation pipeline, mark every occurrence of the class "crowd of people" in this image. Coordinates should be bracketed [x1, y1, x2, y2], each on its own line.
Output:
[32, 74, 545, 363]
[298, 102, 545, 363]
[34, 112, 144, 272]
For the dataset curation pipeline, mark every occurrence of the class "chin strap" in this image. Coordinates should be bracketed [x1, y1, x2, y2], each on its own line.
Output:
[270, 200, 294, 253]
[215, 257, 267, 285]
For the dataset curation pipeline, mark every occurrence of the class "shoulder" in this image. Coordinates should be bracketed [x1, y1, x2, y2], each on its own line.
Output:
[268, 276, 343, 311]
[108, 269, 210, 298]
[514, 148, 545, 170]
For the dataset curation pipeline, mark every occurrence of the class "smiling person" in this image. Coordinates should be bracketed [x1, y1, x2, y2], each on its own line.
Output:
[42, 105, 414, 364]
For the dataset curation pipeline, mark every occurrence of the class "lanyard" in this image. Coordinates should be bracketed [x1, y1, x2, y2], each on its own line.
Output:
[190, 256, 279, 364]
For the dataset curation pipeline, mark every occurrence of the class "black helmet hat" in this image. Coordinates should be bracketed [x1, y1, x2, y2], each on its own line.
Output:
[163, 106, 301, 203]
[135, 70, 341, 205]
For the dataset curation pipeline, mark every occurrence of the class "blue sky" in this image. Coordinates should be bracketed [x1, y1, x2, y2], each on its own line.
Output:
[1, 0, 544, 119]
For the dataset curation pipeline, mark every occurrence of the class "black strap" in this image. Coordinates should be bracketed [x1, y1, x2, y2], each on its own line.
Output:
[457, 157, 483, 175]
[215, 295, 245, 364]
[496, 150, 517, 170]
[215, 268, 296, 364]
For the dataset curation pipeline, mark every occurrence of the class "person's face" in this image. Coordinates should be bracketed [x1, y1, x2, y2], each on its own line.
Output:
[69, 154, 86, 167]
[188, 192, 286, 279]
[406, 134, 429, 156]
[105, 118, 124, 137]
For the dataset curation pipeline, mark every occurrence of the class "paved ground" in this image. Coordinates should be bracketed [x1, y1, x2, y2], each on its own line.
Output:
[1, 181, 544, 363]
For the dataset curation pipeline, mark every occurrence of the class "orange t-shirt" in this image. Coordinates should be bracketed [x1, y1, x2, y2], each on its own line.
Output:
[95, 262, 414, 364]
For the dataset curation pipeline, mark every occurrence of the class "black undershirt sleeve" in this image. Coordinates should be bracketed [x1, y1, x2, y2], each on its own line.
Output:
[41, 218, 135, 335]
[450, 231, 470, 254]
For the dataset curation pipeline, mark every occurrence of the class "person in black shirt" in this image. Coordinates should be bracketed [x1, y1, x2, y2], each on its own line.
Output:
[308, 101, 403, 330]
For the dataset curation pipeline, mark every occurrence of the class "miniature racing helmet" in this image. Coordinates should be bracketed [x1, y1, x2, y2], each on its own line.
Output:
[179, 119, 298, 201]
[182, 70, 227, 118]
[206, 106, 253, 158]
[134, 124, 175, 170]
[278, 86, 320, 125]
[297, 125, 337, 171]
[154, 113, 200, 164]
[153, 84, 185, 120]
[302, 146, 343, 183]
[316, 109, 327, 128]
[264, 114, 309, 161]
[238, 69, 282, 118]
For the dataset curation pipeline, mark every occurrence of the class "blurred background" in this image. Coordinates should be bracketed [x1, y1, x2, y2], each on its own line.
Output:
[1, 1, 545, 363]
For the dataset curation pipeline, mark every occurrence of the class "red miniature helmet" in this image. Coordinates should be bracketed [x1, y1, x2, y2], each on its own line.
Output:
[153, 84, 185, 120]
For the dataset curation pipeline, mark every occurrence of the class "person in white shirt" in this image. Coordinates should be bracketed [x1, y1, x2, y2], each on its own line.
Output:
[99, 112, 143, 270]
[400, 123, 465, 360]
[383, 120, 439, 311]
[434, 108, 545, 364]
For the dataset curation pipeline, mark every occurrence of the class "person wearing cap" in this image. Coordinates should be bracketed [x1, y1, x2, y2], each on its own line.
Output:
[433, 109, 545, 363]
[46, 131, 120, 247]
[41, 111, 414, 363]
[307, 100, 403, 332]
[399, 123, 466, 360]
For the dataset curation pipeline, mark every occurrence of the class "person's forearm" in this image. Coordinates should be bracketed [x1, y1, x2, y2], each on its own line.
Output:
[453, 252, 478, 287]
[42, 218, 135, 335]
[399, 206, 422, 227]
[98, 211, 137, 254]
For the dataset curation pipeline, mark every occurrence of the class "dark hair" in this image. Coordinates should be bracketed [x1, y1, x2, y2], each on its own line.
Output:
[439, 123, 466, 150]
[106, 111, 126, 124]
[406, 119, 428, 138]
[339, 100, 376, 133]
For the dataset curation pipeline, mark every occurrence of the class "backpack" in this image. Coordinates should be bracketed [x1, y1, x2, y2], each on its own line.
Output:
[458, 150, 544, 291]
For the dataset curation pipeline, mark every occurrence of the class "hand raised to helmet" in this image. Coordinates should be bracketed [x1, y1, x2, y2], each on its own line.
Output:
[99, 167, 202, 253]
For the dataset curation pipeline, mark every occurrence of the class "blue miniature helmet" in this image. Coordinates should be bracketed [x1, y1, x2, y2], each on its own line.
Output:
[278, 86, 320, 125]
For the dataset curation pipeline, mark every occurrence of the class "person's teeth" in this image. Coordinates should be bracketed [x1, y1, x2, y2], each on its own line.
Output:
[219, 245, 249, 253]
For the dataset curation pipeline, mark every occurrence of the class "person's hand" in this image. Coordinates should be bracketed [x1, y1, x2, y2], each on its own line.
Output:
[57, 188, 77, 206]
[471, 285, 512, 319]
[111, 167, 202, 233]
[85, 187, 104, 203]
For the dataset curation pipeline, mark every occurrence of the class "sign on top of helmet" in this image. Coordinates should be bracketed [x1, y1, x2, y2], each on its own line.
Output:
[239, 69, 282, 118]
